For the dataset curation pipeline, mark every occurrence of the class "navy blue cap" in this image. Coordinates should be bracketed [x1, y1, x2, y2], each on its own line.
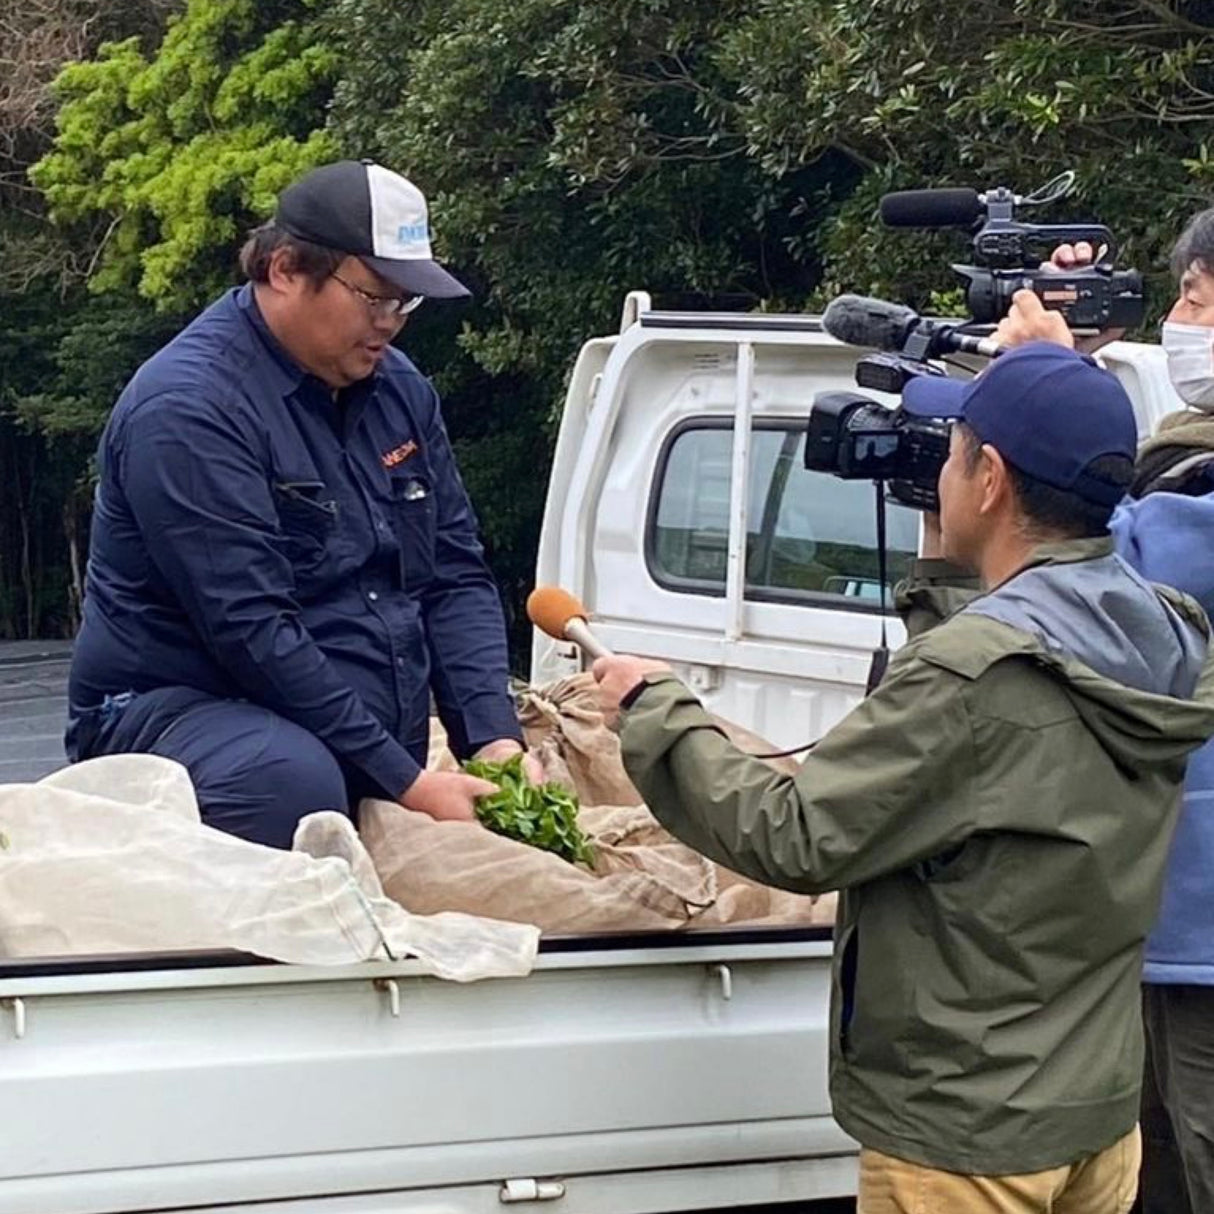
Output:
[902, 342, 1138, 506]
[276, 160, 470, 299]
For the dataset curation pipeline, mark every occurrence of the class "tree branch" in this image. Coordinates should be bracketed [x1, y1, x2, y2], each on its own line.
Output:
[1130, 0, 1214, 35]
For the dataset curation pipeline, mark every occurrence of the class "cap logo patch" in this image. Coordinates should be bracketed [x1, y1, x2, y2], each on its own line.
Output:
[382, 440, 419, 468]
[397, 222, 429, 243]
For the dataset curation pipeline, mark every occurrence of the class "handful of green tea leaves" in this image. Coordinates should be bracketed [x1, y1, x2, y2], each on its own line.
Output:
[463, 753, 594, 867]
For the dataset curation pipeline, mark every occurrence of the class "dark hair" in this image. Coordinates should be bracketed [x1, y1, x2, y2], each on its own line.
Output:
[238, 222, 345, 287]
[1171, 206, 1214, 281]
[957, 422, 1132, 539]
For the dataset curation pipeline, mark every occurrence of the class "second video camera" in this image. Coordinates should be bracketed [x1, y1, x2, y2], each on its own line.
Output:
[880, 171, 1144, 330]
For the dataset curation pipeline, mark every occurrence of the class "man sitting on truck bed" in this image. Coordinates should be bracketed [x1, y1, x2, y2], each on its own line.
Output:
[65, 160, 538, 848]
[594, 343, 1214, 1214]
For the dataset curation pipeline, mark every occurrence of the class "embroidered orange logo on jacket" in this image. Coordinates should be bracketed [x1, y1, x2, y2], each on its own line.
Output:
[381, 440, 419, 468]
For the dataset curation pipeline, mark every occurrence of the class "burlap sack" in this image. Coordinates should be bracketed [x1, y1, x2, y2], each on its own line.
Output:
[516, 672, 831, 928]
[707, 874, 837, 928]
[394, 675, 835, 933]
[518, 674, 645, 806]
[360, 800, 718, 934]
[361, 796, 835, 934]
[425, 718, 460, 772]
[519, 670, 804, 779]
[431, 672, 804, 789]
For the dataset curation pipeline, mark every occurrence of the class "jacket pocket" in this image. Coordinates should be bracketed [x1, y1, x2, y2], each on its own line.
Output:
[836, 921, 860, 1058]
[914, 842, 970, 883]
[390, 472, 437, 592]
[272, 480, 338, 573]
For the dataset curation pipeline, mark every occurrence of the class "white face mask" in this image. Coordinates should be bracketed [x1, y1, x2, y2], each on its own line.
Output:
[1162, 321, 1214, 411]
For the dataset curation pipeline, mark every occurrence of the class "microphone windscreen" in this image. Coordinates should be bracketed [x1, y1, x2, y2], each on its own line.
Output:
[822, 294, 918, 352]
[527, 585, 588, 641]
[879, 188, 981, 228]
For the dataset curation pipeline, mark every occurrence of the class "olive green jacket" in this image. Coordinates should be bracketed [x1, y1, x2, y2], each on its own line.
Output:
[618, 537, 1214, 1174]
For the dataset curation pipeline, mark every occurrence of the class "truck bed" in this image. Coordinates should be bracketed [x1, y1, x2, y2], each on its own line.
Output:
[0, 930, 846, 1214]
[0, 648, 850, 1214]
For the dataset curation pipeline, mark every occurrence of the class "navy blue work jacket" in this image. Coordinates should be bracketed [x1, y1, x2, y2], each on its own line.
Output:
[68, 285, 521, 797]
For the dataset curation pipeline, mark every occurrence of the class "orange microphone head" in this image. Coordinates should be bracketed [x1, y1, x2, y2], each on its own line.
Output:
[527, 586, 588, 641]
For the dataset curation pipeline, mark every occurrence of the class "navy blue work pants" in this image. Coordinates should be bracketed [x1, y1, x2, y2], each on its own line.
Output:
[70, 687, 396, 850]
[1140, 984, 1214, 1214]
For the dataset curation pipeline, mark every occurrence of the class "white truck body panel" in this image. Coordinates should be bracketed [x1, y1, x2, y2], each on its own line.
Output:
[0, 939, 848, 1213]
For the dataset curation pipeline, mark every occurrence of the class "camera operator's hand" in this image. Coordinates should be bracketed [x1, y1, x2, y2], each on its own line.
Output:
[1047, 241, 1097, 272]
[993, 289, 1075, 351]
[1049, 243, 1126, 350]
[992, 242, 1124, 353]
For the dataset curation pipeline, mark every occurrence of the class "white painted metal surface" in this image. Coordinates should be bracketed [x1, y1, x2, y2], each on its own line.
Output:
[1097, 340, 1184, 438]
[0, 939, 847, 1214]
[533, 309, 913, 748]
[725, 342, 756, 643]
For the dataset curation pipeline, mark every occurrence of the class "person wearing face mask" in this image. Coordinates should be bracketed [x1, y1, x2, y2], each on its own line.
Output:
[994, 210, 1214, 1214]
[65, 161, 541, 848]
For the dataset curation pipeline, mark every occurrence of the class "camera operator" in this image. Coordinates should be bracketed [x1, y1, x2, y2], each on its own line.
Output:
[995, 213, 1214, 1214]
[593, 342, 1214, 1213]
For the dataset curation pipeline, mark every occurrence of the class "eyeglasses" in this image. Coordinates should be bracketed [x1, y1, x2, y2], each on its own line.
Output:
[330, 272, 424, 319]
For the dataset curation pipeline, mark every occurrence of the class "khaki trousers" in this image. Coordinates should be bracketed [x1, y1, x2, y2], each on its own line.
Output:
[858, 1127, 1141, 1214]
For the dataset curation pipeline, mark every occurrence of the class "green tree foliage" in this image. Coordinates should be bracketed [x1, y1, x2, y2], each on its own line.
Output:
[1, 0, 335, 637]
[12, 0, 1214, 654]
[31, 0, 338, 310]
[0, 0, 182, 638]
[720, 0, 1214, 321]
[327, 0, 852, 384]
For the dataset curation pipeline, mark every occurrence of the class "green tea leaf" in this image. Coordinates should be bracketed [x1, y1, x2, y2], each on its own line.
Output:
[463, 753, 595, 867]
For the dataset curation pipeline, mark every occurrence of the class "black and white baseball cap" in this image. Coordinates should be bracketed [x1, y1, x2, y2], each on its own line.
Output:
[275, 159, 470, 299]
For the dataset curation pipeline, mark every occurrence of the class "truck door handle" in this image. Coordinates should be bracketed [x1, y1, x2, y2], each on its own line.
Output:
[499, 1178, 567, 1203]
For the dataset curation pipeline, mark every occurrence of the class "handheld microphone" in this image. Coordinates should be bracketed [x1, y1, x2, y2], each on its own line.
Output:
[822, 294, 1002, 359]
[526, 587, 613, 660]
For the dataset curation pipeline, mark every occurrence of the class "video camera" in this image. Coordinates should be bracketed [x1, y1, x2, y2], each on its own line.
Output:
[804, 172, 1144, 512]
[805, 390, 950, 512]
[805, 294, 990, 511]
[880, 170, 1144, 331]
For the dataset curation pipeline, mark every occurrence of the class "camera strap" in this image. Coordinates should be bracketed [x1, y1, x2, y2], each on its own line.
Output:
[865, 482, 892, 696]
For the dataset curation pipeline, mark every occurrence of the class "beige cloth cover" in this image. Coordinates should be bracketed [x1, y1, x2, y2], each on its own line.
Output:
[370, 673, 836, 935]
[0, 755, 538, 980]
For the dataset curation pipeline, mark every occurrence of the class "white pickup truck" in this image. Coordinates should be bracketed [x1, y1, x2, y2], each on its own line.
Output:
[0, 296, 1180, 1214]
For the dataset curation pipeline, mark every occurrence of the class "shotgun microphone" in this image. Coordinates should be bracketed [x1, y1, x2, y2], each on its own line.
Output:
[822, 294, 1002, 359]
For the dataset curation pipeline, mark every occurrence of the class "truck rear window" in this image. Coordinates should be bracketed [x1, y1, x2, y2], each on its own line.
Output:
[648, 420, 918, 610]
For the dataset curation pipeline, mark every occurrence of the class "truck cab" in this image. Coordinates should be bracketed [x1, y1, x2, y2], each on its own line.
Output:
[534, 292, 1179, 747]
